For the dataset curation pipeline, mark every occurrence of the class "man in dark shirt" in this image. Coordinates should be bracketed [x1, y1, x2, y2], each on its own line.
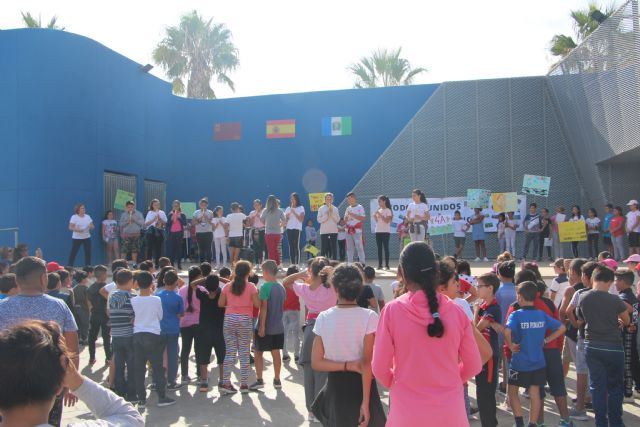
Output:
[87, 265, 111, 364]
[614, 268, 640, 399]
[577, 265, 630, 427]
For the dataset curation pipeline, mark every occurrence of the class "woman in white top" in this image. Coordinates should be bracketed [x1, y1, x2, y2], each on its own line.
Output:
[144, 198, 167, 267]
[317, 193, 340, 260]
[311, 264, 386, 426]
[406, 189, 430, 242]
[569, 205, 585, 258]
[68, 203, 94, 266]
[212, 206, 228, 268]
[285, 193, 305, 267]
[192, 198, 214, 264]
[248, 199, 266, 265]
[372, 195, 392, 270]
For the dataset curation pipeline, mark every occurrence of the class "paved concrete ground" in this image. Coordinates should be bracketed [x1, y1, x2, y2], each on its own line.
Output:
[61, 262, 640, 426]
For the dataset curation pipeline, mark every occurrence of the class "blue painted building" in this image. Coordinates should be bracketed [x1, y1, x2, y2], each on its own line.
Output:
[0, 29, 438, 262]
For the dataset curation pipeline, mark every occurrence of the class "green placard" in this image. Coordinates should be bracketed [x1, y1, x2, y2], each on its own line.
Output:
[114, 189, 135, 211]
[182, 202, 197, 219]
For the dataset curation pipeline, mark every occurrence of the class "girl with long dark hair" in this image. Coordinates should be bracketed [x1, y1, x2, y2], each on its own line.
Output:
[218, 261, 259, 394]
[372, 242, 483, 426]
[167, 200, 187, 270]
[212, 206, 228, 269]
[285, 192, 305, 267]
[144, 199, 167, 267]
[195, 274, 226, 392]
[178, 266, 202, 384]
[406, 189, 430, 243]
[372, 195, 392, 270]
[192, 198, 214, 264]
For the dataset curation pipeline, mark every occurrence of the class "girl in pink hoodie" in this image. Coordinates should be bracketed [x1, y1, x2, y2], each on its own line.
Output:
[372, 242, 483, 426]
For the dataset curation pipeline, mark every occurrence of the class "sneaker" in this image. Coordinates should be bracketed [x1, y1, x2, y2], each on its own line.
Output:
[474, 257, 481, 262]
[240, 385, 249, 394]
[624, 396, 635, 403]
[157, 396, 176, 407]
[273, 379, 282, 389]
[199, 381, 208, 392]
[377, 265, 383, 270]
[558, 418, 575, 427]
[219, 384, 237, 395]
[180, 376, 191, 385]
[483, 257, 489, 262]
[249, 379, 265, 390]
[167, 382, 183, 391]
[283, 354, 291, 362]
[308, 412, 318, 422]
[137, 400, 146, 410]
[569, 407, 589, 421]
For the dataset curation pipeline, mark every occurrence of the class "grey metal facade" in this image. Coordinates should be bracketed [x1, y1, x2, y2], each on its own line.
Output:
[103, 172, 137, 218]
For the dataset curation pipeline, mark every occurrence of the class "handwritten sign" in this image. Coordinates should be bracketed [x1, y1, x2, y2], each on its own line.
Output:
[181, 202, 197, 220]
[559, 220, 587, 243]
[467, 189, 491, 209]
[114, 190, 135, 211]
[491, 192, 518, 213]
[308, 193, 326, 212]
[522, 175, 551, 197]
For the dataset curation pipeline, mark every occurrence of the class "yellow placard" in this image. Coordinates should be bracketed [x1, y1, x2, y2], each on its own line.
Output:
[559, 220, 587, 243]
[303, 244, 319, 256]
[308, 193, 326, 212]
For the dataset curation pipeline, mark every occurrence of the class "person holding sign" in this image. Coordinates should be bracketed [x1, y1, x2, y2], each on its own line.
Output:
[317, 193, 340, 260]
[521, 203, 542, 262]
[373, 196, 393, 270]
[167, 200, 187, 270]
[344, 192, 366, 264]
[569, 206, 585, 258]
[68, 203, 94, 266]
[144, 199, 167, 268]
[406, 189, 430, 242]
[193, 199, 214, 264]
[119, 201, 144, 264]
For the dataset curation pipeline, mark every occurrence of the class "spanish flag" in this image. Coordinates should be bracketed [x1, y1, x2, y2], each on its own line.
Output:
[266, 119, 296, 139]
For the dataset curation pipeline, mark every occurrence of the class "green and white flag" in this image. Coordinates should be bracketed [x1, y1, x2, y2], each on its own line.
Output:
[322, 116, 352, 136]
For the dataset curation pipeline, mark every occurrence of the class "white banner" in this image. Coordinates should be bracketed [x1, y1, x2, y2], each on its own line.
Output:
[369, 195, 527, 234]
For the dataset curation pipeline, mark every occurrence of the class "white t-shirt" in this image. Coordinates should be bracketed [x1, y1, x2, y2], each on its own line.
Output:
[345, 204, 365, 227]
[225, 213, 247, 237]
[370, 283, 384, 302]
[131, 295, 163, 335]
[407, 202, 429, 222]
[586, 217, 601, 234]
[505, 219, 517, 238]
[454, 297, 474, 320]
[145, 210, 167, 229]
[285, 206, 305, 230]
[70, 214, 93, 239]
[212, 217, 227, 238]
[453, 219, 467, 237]
[549, 278, 570, 308]
[313, 306, 379, 361]
[373, 208, 392, 233]
[626, 211, 640, 232]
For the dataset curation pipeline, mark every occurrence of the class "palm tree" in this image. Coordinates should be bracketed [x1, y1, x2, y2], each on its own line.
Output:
[153, 10, 239, 99]
[21, 11, 64, 30]
[349, 48, 427, 88]
[549, 2, 616, 58]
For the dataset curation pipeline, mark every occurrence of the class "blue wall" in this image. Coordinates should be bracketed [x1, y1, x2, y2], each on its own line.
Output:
[0, 29, 438, 263]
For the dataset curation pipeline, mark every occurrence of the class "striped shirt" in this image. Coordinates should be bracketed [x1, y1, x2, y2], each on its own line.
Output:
[108, 290, 135, 337]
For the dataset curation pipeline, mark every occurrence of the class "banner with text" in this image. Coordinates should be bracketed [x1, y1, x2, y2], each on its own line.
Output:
[370, 195, 527, 234]
[559, 220, 587, 242]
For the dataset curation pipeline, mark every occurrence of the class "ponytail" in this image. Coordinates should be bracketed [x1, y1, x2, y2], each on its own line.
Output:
[187, 266, 202, 313]
[399, 241, 444, 338]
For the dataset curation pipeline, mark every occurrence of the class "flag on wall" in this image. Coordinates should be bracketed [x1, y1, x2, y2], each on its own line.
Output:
[214, 122, 241, 141]
[322, 116, 352, 136]
[266, 119, 296, 139]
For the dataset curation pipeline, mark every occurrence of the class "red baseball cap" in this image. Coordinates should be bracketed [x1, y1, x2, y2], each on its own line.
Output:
[46, 262, 64, 273]
[601, 258, 618, 271]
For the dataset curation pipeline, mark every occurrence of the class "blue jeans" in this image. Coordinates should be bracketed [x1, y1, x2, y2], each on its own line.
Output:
[585, 342, 625, 427]
[162, 333, 180, 385]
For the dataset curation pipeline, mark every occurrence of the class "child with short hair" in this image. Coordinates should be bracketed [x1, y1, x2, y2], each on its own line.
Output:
[250, 260, 287, 390]
[73, 270, 91, 345]
[282, 266, 301, 363]
[0, 273, 17, 299]
[363, 266, 385, 311]
[504, 281, 565, 427]
[157, 269, 184, 390]
[305, 219, 317, 260]
[158, 257, 171, 269]
[337, 220, 347, 262]
[109, 269, 136, 401]
[497, 213, 507, 253]
[549, 258, 569, 308]
[88, 265, 111, 366]
[474, 272, 502, 427]
[131, 270, 175, 408]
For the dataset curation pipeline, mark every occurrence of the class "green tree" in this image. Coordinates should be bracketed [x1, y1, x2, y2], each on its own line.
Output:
[153, 10, 239, 99]
[21, 11, 64, 30]
[349, 48, 427, 88]
[549, 2, 616, 58]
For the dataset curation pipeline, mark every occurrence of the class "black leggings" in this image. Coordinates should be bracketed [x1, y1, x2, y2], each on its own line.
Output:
[68, 238, 91, 266]
[571, 241, 579, 257]
[321, 233, 338, 260]
[587, 234, 600, 259]
[88, 314, 111, 361]
[252, 229, 265, 264]
[196, 232, 213, 263]
[287, 229, 301, 265]
[146, 229, 164, 266]
[180, 324, 199, 378]
[375, 232, 390, 268]
[169, 231, 183, 267]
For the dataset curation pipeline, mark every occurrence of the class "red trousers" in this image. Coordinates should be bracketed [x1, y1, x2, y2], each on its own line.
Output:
[265, 233, 281, 265]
